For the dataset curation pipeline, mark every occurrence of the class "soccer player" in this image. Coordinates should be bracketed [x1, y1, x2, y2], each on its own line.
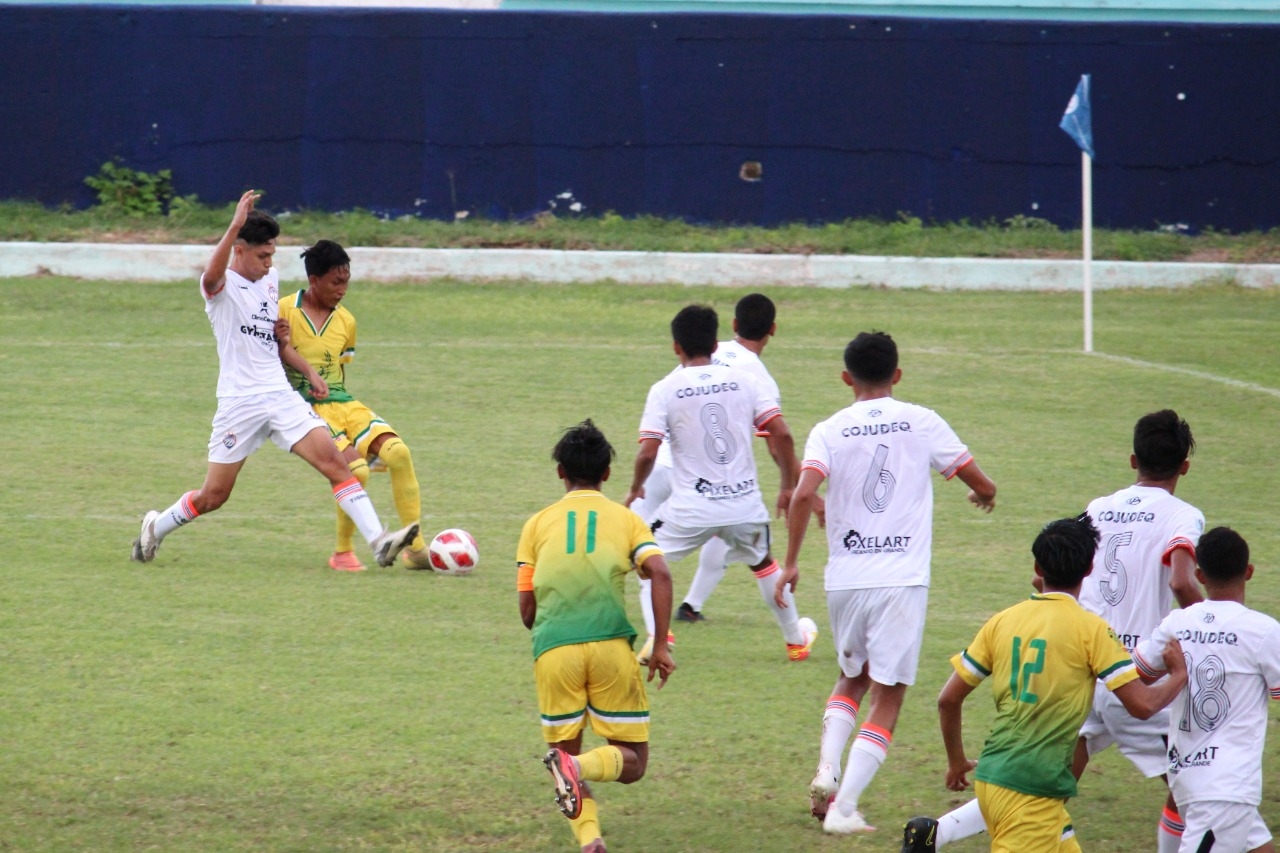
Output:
[130, 191, 418, 568]
[782, 330, 997, 833]
[930, 515, 1189, 853]
[276, 240, 431, 572]
[904, 409, 1205, 852]
[626, 305, 815, 662]
[518, 420, 675, 853]
[1134, 527, 1280, 853]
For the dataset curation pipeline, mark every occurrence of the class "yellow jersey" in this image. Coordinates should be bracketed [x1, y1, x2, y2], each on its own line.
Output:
[277, 290, 357, 404]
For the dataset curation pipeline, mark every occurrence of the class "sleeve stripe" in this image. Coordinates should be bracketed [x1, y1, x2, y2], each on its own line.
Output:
[632, 541, 662, 562]
[1161, 538, 1196, 565]
[802, 460, 829, 478]
[1100, 660, 1138, 686]
[960, 649, 991, 678]
[1269, 686, 1280, 700]
[941, 451, 974, 480]
[638, 431, 665, 443]
[754, 408, 783, 430]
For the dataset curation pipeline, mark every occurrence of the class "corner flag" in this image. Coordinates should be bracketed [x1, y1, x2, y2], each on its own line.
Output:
[1059, 74, 1094, 158]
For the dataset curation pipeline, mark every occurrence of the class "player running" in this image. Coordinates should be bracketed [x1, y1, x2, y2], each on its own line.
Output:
[131, 191, 418, 568]
[905, 409, 1204, 852]
[782, 330, 996, 834]
[518, 420, 675, 853]
[1134, 527, 1280, 853]
[276, 240, 431, 572]
[626, 305, 815, 663]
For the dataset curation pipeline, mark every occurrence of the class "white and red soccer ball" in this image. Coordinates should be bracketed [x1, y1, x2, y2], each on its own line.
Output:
[427, 528, 478, 576]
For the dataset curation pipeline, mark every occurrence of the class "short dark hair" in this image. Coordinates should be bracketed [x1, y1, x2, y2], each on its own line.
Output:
[237, 210, 280, 246]
[1133, 410, 1195, 479]
[1197, 526, 1249, 583]
[1032, 514, 1100, 589]
[843, 331, 898, 383]
[553, 419, 615, 485]
[671, 305, 718, 358]
[735, 293, 776, 341]
[300, 240, 351, 278]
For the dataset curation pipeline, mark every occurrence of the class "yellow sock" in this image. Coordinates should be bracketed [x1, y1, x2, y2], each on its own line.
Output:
[336, 457, 369, 553]
[378, 437, 425, 550]
[575, 746, 624, 783]
[569, 797, 601, 848]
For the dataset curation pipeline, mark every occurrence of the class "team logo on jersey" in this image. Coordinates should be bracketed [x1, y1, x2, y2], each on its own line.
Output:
[868, 409, 881, 417]
[1203, 612, 1215, 623]
[699, 373, 712, 380]
[693, 477, 756, 499]
[841, 528, 912, 554]
[268, 286, 277, 300]
[222, 432, 238, 449]
[1127, 496, 1142, 505]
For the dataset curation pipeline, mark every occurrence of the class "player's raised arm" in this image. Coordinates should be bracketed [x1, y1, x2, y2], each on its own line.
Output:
[957, 459, 997, 513]
[202, 190, 260, 297]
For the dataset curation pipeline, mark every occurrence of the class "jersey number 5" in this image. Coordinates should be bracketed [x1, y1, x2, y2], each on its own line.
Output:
[1099, 532, 1131, 606]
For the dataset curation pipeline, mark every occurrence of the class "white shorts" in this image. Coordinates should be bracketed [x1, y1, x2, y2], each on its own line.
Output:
[651, 518, 771, 566]
[1078, 683, 1170, 778]
[207, 390, 327, 464]
[629, 463, 672, 527]
[827, 585, 928, 685]
[1178, 801, 1271, 853]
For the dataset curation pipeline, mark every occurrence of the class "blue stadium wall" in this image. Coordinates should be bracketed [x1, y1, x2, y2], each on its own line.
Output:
[3, 5, 1278, 229]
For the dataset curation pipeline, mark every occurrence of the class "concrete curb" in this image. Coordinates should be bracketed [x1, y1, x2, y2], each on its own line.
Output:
[2, 242, 1277, 290]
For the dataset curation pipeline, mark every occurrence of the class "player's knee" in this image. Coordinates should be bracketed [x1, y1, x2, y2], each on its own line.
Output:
[348, 456, 370, 486]
[377, 436, 412, 470]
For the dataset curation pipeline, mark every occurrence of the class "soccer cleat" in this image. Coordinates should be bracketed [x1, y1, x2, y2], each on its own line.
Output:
[676, 602, 706, 623]
[823, 805, 876, 835]
[372, 523, 420, 568]
[543, 748, 584, 820]
[131, 510, 161, 563]
[809, 763, 839, 821]
[636, 631, 676, 665]
[400, 546, 434, 571]
[901, 816, 939, 852]
[787, 616, 819, 661]
[328, 551, 367, 572]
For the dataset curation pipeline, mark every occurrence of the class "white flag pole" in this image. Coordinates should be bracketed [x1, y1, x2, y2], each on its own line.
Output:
[1082, 149, 1093, 353]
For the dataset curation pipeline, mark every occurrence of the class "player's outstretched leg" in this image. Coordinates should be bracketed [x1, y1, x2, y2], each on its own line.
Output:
[749, 557, 813, 660]
[810, 692, 860, 820]
[373, 436, 432, 569]
[331, 454, 370, 572]
[927, 799, 986, 848]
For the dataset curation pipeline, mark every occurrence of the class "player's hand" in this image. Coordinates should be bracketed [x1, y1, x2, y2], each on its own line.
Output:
[775, 487, 794, 520]
[273, 318, 292, 347]
[774, 563, 798, 607]
[1161, 638, 1186, 675]
[967, 490, 995, 513]
[307, 371, 329, 400]
[647, 648, 676, 688]
[623, 486, 644, 508]
[231, 189, 260, 228]
[812, 493, 827, 528]
[945, 758, 977, 791]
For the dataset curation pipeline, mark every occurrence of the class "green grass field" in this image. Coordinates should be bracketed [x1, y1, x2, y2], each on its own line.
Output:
[4, 277, 1279, 852]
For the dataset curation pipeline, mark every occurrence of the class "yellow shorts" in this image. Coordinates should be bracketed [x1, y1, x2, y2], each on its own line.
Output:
[534, 638, 650, 744]
[975, 780, 1083, 853]
[313, 400, 395, 457]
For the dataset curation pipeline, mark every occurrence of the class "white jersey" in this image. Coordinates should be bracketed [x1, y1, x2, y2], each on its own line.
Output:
[1134, 600, 1280, 806]
[1079, 485, 1204, 652]
[802, 397, 972, 590]
[638, 362, 780, 527]
[202, 267, 291, 398]
[653, 339, 780, 469]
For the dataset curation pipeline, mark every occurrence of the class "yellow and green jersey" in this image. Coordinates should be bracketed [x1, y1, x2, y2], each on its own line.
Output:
[953, 592, 1138, 799]
[517, 490, 662, 660]
[277, 290, 356, 404]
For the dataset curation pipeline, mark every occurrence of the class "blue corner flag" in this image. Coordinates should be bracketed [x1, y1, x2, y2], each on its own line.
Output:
[1059, 74, 1094, 159]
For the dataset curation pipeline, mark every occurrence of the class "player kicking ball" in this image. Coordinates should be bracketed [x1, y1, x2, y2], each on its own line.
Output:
[518, 420, 675, 853]
[131, 191, 418, 568]
[1133, 527, 1280, 853]
[927, 515, 1189, 853]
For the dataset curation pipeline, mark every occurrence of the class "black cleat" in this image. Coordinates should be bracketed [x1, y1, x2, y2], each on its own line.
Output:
[902, 816, 939, 853]
[675, 602, 706, 623]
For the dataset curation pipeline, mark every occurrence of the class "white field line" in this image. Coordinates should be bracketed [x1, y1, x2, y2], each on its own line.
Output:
[1087, 352, 1280, 399]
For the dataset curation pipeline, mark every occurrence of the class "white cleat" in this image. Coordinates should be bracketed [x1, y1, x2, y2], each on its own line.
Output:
[131, 510, 160, 563]
[372, 523, 420, 568]
[823, 805, 876, 835]
[809, 763, 839, 821]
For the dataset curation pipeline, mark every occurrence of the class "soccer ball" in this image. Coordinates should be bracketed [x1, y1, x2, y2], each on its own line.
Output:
[427, 528, 478, 576]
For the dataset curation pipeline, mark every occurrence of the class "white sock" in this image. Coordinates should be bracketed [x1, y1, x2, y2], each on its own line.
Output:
[154, 491, 199, 541]
[638, 575, 656, 636]
[819, 695, 859, 773]
[333, 478, 383, 544]
[833, 725, 890, 816]
[753, 561, 802, 643]
[1157, 806, 1183, 853]
[683, 536, 729, 610]
[936, 798, 986, 846]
